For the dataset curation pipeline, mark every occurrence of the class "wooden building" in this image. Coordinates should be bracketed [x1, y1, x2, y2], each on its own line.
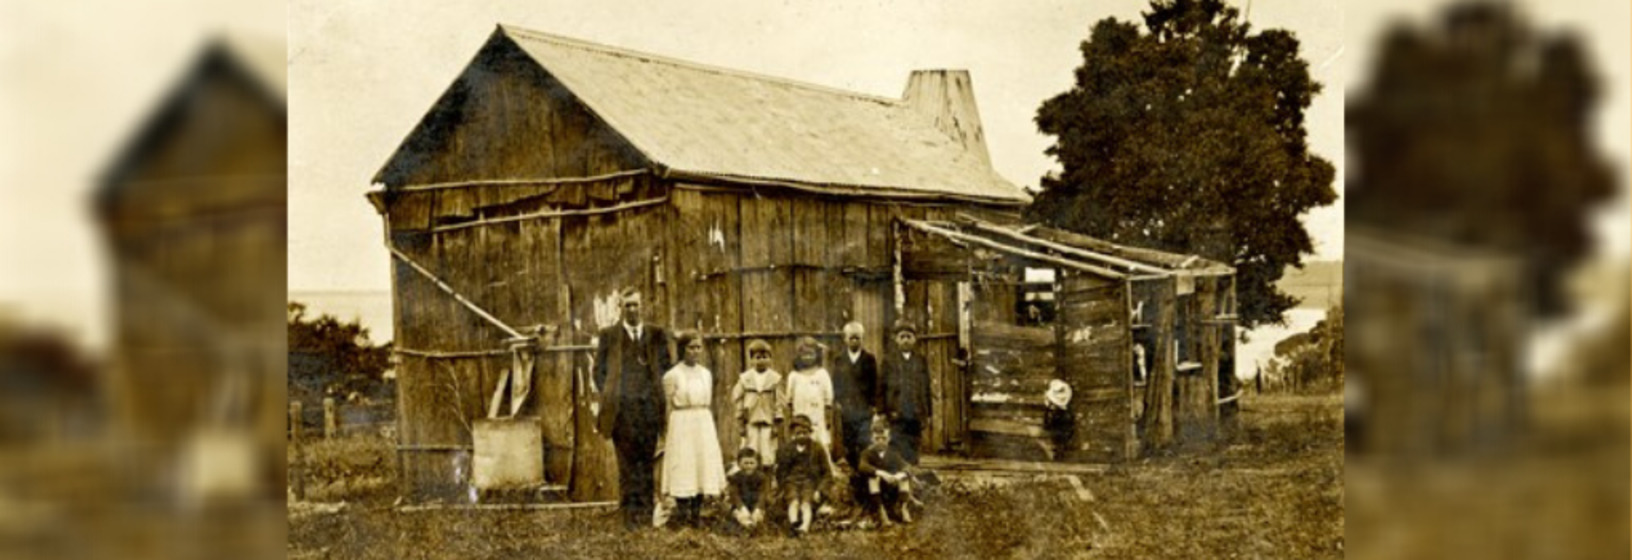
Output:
[1345, 226, 1526, 456]
[897, 217, 1237, 462]
[369, 26, 1234, 500]
[95, 34, 288, 498]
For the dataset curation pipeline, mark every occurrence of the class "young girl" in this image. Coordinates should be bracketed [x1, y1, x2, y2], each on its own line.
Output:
[782, 337, 835, 454]
[661, 331, 727, 528]
[731, 339, 783, 463]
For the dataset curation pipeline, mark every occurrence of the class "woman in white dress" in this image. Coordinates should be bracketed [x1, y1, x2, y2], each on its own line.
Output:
[661, 331, 727, 528]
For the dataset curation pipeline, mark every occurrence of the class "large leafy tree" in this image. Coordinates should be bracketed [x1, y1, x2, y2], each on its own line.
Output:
[1031, 0, 1336, 328]
[1347, 2, 1614, 318]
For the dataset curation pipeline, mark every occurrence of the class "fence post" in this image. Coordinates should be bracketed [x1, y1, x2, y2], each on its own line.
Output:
[290, 401, 305, 501]
[324, 397, 338, 439]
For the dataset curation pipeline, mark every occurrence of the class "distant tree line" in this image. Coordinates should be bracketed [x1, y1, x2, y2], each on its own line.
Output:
[287, 302, 393, 405]
[1260, 304, 1343, 393]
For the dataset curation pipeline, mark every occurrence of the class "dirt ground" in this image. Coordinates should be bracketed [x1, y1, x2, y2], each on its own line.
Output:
[287, 393, 1344, 559]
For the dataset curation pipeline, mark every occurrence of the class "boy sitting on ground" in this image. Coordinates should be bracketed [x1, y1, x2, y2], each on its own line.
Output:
[775, 414, 831, 535]
[726, 448, 769, 531]
[858, 421, 916, 525]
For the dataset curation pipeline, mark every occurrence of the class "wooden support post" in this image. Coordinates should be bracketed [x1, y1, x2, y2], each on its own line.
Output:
[289, 402, 305, 501]
[323, 397, 337, 439]
[1142, 279, 1176, 449]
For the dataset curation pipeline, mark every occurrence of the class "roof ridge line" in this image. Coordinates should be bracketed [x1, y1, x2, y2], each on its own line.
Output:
[497, 23, 905, 106]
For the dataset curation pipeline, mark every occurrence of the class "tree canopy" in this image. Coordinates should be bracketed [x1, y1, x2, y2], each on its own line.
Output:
[1347, 2, 1615, 318]
[288, 302, 392, 401]
[1030, 0, 1336, 328]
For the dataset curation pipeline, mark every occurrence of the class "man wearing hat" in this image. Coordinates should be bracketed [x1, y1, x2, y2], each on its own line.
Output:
[878, 319, 933, 464]
[593, 288, 672, 530]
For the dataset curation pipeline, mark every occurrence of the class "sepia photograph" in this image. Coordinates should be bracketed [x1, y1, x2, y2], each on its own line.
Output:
[3, 0, 1628, 558]
[287, 0, 1346, 557]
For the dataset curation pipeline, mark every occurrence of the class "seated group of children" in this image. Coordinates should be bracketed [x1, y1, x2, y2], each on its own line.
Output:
[725, 414, 915, 535]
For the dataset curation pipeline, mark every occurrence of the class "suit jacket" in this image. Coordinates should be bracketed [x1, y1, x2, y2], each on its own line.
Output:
[878, 351, 932, 423]
[593, 323, 672, 435]
[829, 349, 878, 422]
[775, 439, 832, 485]
[858, 441, 909, 477]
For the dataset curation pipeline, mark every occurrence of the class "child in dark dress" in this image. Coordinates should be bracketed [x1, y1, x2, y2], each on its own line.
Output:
[727, 448, 769, 530]
[775, 414, 831, 535]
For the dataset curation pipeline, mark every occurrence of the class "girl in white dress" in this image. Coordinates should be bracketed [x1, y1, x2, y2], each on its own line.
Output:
[661, 331, 727, 528]
[782, 337, 835, 452]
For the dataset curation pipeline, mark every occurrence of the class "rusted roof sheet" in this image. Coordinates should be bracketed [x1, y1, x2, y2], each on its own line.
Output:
[496, 25, 1028, 204]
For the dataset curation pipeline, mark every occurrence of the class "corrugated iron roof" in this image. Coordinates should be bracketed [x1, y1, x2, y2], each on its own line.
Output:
[496, 25, 1029, 204]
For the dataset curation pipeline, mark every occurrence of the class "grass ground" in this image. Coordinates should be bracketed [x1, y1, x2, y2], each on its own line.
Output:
[288, 393, 1343, 559]
[1346, 380, 1631, 559]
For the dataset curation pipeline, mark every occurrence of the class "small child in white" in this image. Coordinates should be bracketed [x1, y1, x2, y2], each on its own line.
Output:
[726, 448, 769, 531]
[858, 421, 915, 525]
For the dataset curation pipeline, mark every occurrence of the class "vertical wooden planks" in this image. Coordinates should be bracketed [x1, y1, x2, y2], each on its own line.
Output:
[1056, 272, 1133, 462]
[703, 192, 744, 454]
[791, 198, 829, 349]
[1172, 283, 1213, 444]
[923, 281, 947, 450]
[1140, 278, 1176, 450]
[521, 216, 574, 485]
[791, 197, 828, 267]
[669, 190, 707, 332]
[562, 215, 617, 501]
[739, 195, 795, 364]
[1196, 276, 1220, 437]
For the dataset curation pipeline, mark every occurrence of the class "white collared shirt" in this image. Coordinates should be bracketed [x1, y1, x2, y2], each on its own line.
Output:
[624, 322, 642, 341]
[847, 349, 863, 364]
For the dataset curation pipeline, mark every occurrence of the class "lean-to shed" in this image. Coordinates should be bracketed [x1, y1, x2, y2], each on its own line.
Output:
[897, 217, 1237, 462]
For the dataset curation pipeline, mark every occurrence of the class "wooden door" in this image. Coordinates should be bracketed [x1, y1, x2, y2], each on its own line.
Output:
[1056, 273, 1137, 462]
[965, 281, 1057, 460]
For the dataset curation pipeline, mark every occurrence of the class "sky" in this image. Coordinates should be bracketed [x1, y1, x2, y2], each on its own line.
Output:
[0, 0, 284, 349]
[286, 0, 1347, 293]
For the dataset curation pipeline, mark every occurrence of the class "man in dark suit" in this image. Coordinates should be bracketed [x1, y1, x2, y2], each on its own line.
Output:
[878, 319, 932, 465]
[593, 289, 672, 530]
[830, 321, 878, 501]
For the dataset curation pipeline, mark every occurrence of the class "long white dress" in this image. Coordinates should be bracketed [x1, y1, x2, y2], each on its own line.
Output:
[661, 362, 728, 498]
[784, 367, 835, 449]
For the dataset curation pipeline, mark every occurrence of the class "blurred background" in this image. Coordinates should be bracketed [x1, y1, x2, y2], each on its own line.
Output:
[0, 0, 284, 558]
[1345, 0, 1629, 558]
